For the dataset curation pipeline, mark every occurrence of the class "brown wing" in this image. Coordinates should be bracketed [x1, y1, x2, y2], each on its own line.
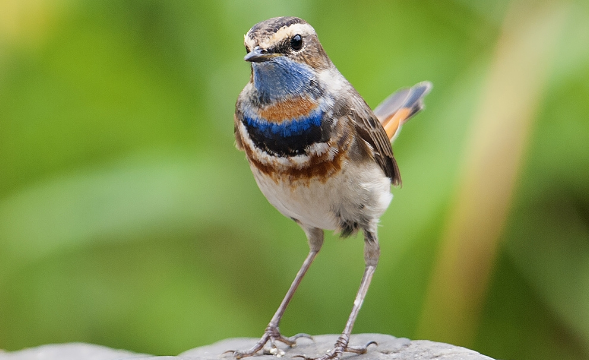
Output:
[350, 96, 401, 186]
[353, 81, 432, 186]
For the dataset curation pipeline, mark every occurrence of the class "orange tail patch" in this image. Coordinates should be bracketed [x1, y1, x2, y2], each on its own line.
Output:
[374, 81, 432, 142]
[382, 107, 413, 140]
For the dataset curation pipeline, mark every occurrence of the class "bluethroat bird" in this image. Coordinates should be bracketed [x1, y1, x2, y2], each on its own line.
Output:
[231, 17, 431, 360]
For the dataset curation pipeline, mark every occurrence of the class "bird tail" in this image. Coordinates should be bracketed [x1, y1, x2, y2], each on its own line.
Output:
[373, 81, 432, 142]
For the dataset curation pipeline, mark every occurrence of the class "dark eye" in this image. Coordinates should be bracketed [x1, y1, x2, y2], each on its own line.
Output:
[245, 45, 250, 54]
[290, 34, 303, 51]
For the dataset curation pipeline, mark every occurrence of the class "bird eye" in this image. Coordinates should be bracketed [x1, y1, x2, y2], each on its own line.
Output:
[245, 45, 250, 54]
[290, 34, 303, 51]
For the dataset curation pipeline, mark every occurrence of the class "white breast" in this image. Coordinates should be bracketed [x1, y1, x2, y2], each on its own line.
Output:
[251, 160, 392, 231]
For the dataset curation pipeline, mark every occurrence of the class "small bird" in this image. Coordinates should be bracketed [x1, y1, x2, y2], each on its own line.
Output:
[232, 16, 431, 360]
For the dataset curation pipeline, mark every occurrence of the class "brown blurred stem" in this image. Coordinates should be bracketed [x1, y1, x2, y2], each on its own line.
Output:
[417, 0, 569, 347]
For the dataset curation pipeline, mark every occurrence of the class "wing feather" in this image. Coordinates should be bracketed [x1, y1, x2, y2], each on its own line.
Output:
[349, 96, 401, 186]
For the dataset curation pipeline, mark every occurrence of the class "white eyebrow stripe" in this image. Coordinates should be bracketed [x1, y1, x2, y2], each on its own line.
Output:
[244, 34, 256, 50]
[245, 23, 316, 50]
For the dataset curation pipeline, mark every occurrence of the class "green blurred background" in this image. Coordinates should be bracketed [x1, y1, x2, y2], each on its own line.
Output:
[1, 0, 588, 359]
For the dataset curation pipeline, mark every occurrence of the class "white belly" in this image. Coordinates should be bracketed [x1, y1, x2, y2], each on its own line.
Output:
[251, 161, 393, 231]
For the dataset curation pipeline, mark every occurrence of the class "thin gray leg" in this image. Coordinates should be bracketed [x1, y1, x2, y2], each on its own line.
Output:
[230, 227, 324, 358]
[309, 229, 380, 360]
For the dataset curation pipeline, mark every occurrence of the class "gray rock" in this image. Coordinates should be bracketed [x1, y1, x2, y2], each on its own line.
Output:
[0, 343, 150, 360]
[0, 334, 494, 360]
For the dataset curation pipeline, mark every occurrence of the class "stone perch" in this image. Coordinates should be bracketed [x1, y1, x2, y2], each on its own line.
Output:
[0, 334, 494, 360]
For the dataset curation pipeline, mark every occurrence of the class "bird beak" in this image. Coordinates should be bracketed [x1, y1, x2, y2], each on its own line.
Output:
[244, 46, 277, 62]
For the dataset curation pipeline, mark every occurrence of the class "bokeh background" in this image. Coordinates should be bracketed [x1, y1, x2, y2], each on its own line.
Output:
[1, 0, 588, 359]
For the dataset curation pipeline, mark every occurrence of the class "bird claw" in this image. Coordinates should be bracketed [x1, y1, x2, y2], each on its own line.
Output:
[294, 339, 378, 360]
[286, 333, 314, 345]
[343, 340, 378, 354]
[226, 328, 312, 358]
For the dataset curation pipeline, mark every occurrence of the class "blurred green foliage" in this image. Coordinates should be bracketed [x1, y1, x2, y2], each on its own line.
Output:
[1, 1, 588, 359]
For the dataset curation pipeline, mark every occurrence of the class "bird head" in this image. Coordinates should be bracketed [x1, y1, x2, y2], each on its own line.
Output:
[243, 17, 331, 71]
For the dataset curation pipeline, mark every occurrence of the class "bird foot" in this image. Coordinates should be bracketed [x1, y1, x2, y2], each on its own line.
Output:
[226, 326, 312, 358]
[294, 336, 377, 360]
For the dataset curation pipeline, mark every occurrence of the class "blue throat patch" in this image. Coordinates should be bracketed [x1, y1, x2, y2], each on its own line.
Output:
[252, 57, 315, 102]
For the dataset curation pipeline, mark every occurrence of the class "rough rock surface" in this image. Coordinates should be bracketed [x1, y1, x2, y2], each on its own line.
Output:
[0, 334, 494, 360]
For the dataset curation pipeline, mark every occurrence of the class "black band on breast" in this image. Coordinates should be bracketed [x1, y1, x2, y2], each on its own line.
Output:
[243, 113, 330, 157]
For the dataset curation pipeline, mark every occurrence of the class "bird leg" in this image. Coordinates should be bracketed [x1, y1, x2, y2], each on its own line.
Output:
[299, 230, 380, 360]
[228, 228, 324, 358]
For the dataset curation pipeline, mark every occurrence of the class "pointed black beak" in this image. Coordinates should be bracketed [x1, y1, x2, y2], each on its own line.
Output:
[244, 46, 277, 62]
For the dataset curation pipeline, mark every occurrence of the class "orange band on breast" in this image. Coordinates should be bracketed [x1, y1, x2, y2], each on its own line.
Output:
[259, 96, 318, 123]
